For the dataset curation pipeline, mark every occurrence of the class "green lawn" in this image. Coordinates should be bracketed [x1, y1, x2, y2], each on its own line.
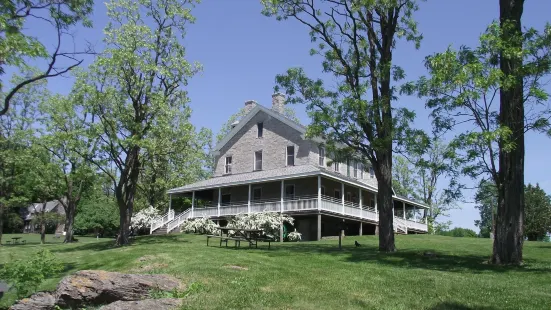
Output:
[1, 233, 550, 310]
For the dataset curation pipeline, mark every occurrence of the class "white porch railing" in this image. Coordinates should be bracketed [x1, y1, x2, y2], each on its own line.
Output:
[154, 196, 427, 235]
[149, 209, 175, 234]
[166, 209, 192, 233]
[394, 217, 408, 234]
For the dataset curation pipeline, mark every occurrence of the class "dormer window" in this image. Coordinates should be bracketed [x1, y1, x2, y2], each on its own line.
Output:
[353, 161, 358, 178]
[333, 161, 339, 172]
[286, 145, 295, 166]
[257, 122, 263, 138]
[318, 146, 325, 166]
[225, 156, 232, 174]
[254, 150, 263, 171]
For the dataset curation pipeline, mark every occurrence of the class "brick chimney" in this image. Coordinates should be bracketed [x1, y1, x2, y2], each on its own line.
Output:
[272, 93, 285, 114]
[244, 100, 257, 114]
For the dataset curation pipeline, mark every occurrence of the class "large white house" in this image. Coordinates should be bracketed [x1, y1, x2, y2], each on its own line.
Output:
[150, 93, 428, 240]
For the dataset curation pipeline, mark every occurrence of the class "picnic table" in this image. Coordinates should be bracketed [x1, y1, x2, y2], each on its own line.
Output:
[207, 227, 273, 249]
[11, 237, 22, 244]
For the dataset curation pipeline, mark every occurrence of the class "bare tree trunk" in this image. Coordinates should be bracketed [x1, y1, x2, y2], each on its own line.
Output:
[493, 0, 525, 265]
[63, 201, 76, 243]
[376, 153, 396, 252]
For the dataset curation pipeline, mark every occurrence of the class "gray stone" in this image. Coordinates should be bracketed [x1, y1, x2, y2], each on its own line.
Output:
[100, 298, 183, 310]
[9, 292, 56, 310]
[55, 270, 183, 308]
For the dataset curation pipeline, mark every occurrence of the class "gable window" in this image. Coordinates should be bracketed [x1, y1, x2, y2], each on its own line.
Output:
[257, 122, 263, 138]
[333, 161, 339, 173]
[224, 156, 232, 174]
[254, 151, 263, 171]
[287, 145, 295, 166]
[334, 189, 341, 199]
[346, 158, 351, 177]
[353, 161, 358, 178]
[369, 167, 375, 178]
[253, 187, 262, 201]
[285, 184, 295, 199]
[318, 146, 325, 166]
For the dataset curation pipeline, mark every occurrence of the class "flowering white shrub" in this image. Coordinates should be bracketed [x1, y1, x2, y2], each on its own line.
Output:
[131, 206, 161, 231]
[227, 212, 295, 240]
[287, 229, 302, 242]
[180, 217, 219, 235]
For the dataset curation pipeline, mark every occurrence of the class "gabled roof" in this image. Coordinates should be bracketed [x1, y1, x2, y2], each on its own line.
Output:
[212, 104, 306, 155]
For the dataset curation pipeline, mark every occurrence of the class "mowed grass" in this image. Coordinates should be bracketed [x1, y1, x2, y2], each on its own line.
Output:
[1, 233, 551, 310]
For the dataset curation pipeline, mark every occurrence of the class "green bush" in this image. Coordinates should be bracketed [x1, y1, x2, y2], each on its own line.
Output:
[0, 249, 64, 298]
[438, 227, 478, 238]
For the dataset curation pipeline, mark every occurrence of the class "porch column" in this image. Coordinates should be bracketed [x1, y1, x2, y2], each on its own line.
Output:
[280, 180, 284, 242]
[375, 193, 378, 215]
[191, 191, 195, 218]
[341, 182, 345, 214]
[168, 194, 172, 212]
[414, 205, 417, 223]
[359, 188, 362, 210]
[317, 175, 322, 211]
[248, 184, 251, 214]
[359, 222, 363, 236]
[317, 214, 322, 241]
[217, 188, 221, 216]
[403, 201, 406, 220]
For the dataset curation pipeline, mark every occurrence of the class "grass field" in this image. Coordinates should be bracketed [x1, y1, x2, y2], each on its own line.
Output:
[1, 233, 550, 310]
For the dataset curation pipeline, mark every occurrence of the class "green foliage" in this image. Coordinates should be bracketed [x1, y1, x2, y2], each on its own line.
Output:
[150, 282, 205, 299]
[474, 180, 497, 238]
[0, 0, 93, 115]
[75, 193, 119, 237]
[411, 22, 551, 185]
[438, 227, 478, 238]
[524, 184, 551, 241]
[0, 249, 63, 298]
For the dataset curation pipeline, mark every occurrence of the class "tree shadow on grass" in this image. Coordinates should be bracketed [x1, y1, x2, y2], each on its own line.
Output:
[50, 234, 186, 254]
[428, 301, 498, 310]
[257, 243, 551, 274]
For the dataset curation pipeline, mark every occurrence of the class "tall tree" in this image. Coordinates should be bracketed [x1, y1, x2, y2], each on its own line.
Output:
[393, 136, 462, 233]
[0, 73, 43, 245]
[262, 0, 424, 252]
[0, 0, 94, 115]
[75, 0, 202, 246]
[38, 94, 97, 243]
[414, 9, 551, 264]
[523, 184, 551, 241]
[494, 0, 525, 265]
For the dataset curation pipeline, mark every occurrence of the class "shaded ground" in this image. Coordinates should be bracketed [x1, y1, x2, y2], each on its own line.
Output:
[1, 233, 550, 309]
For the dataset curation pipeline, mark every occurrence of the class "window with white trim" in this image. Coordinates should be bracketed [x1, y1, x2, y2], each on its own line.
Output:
[346, 158, 351, 177]
[333, 161, 339, 173]
[285, 184, 295, 199]
[346, 192, 352, 201]
[334, 189, 341, 199]
[369, 166, 375, 178]
[318, 146, 325, 166]
[253, 187, 262, 201]
[224, 156, 232, 174]
[360, 163, 364, 179]
[287, 145, 295, 166]
[353, 161, 358, 178]
[254, 151, 263, 171]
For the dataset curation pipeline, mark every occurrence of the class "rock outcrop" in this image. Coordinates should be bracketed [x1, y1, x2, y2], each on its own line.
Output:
[9, 270, 185, 310]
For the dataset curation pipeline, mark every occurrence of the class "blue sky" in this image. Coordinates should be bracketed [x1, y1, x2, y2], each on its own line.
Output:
[12, 0, 551, 230]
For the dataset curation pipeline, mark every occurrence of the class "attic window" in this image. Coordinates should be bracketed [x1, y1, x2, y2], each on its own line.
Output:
[318, 146, 325, 166]
[225, 156, 232, 174]
[254, 150, 263, 171]
[287, 145, 295, 166]
[257, 122, 263, 138]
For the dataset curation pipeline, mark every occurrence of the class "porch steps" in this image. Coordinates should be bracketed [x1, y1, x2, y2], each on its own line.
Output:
[151, 225, 168, 236]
